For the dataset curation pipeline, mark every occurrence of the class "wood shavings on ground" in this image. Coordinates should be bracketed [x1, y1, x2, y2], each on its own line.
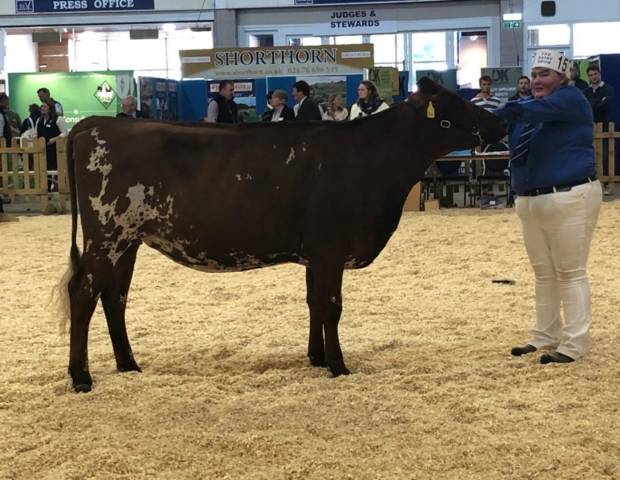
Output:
[1, 203, 619, 479]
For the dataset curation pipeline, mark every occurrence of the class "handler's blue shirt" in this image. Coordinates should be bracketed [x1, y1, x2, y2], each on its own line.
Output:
[496, 85, 595, 194]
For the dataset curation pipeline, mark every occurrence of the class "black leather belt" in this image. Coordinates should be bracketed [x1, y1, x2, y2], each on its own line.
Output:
[518, 177, 596, 197]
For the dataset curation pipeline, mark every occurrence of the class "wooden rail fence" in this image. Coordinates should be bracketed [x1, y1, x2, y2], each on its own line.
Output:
[0, 136, 69, 213]
[594, 122, 619, 183]
[0, 122, 618, 214]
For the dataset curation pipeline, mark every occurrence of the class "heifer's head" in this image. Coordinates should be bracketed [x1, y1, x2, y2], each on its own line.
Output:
[407, 77, 506, 150]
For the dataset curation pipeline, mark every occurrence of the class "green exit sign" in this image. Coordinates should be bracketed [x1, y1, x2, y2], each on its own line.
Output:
[503, 20, 522, 29]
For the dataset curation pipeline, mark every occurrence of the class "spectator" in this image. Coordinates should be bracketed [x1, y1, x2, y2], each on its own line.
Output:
[322, 94, 349, 121]
[0, 93, 20, 213]
[261, 90, 295, 122]
[508, 76, 532, 102]
[569, 64, 588, 91]
[116, 96, 149, 118]
[0, 94, 14, 145]
[584, 64, 615, 194]
[470, 75, 503, 112]
[584, 64, 614, 125]
[19, 104, 40, 146]
[37, 87, 63, 116]
[261, 90, 274, 122]
[205, 80, 239, 124]
[21, 104, 40, 135]
[36, 100, 68, 176]
[349, 80, 389, 119]
[497, 50, 602, 365]
[0, 94, 21, 140]
[292, 80, 322, 121]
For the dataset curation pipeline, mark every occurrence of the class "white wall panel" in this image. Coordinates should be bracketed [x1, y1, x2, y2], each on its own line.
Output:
[524, 0, 620, 24]
[4, 34, 38, 75]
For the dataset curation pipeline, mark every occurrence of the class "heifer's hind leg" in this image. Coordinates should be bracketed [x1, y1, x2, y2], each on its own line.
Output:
[101, 244, 141, 373]
[306, 267, 326, 367]
[306, 262, 350, 376]
[68, 256, 103, 393]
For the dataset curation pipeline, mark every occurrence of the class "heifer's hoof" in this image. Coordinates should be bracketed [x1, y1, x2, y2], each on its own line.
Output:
[73, 383, 92, 393]
[69, 367, 92, 393]
[328, 363, 351, 377]
[117, 361, 142, 373]
[308, 354, 327, 368]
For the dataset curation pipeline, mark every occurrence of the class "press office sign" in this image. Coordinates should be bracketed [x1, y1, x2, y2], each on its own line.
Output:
[180, 44, 374, 79]
[16, 0, 155, 13]
[296, 0, 412, 4]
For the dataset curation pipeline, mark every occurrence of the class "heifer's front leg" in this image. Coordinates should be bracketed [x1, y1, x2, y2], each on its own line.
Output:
[306, 262, 350, 376]
[101, 244, 141, 373]
[68, 261, 101, 393]
[306, 267, 326, 367]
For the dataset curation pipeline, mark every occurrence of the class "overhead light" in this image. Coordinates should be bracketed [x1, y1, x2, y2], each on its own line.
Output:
[161, 23, 176, 33]
[470, 35, 478, 41]
[503, 12, 523, 21]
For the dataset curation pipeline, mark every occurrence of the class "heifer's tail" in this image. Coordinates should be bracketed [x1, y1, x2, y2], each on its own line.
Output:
[51, 128, 81, 335]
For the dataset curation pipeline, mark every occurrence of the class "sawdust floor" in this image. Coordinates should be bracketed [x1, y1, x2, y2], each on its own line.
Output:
[0, 203, 619, 480]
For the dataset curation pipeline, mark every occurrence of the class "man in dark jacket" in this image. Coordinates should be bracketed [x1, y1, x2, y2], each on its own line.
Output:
[0, 94, 13, 145]
[116, 96, 149, 118]
[508, 76, 532, 102]
[205, 80, 239, 124]
[569, 64, 588, 91]
[584, 65, 614, 124]
[292, 80, 322, 121]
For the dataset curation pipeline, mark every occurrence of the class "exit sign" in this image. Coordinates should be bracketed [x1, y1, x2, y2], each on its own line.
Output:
[503, 20, 522, 29]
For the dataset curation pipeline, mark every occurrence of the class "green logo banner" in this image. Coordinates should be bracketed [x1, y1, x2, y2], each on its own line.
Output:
[8, 70, 135, 130]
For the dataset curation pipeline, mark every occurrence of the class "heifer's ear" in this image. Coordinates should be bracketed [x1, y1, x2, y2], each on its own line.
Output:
[407, 91, 437, 119]
[416, 77, 441, 96]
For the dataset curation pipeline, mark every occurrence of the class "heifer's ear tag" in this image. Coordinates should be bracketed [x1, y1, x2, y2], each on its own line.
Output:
[426, 101, 436, 119]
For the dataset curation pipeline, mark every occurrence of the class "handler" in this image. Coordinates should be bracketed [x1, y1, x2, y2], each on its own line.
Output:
[497, 50, 603, 364]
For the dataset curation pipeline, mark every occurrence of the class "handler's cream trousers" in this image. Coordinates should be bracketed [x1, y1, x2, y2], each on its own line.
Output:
[515, 180, 602, 359]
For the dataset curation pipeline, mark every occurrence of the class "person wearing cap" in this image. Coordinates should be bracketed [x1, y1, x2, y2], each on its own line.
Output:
[496, 50, 602, 365]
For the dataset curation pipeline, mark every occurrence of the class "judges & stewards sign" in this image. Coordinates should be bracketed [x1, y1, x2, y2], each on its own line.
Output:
[16, 0, 154, 13]
[180, 44, 374, 79]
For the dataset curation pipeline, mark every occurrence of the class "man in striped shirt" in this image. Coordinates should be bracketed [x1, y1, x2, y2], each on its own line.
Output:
[470, 75, 503, 112]
[470, 76, 505, 176]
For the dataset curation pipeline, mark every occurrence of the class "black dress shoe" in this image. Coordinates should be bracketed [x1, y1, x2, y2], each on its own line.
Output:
[511, 344, 537, 356]
[540, 352, 575, 364]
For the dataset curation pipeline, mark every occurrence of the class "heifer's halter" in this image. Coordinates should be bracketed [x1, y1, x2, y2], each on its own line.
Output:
[419, 100, 485, 146]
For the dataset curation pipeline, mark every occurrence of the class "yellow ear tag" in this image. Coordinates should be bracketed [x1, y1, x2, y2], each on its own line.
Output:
[426, 101, 435, 119]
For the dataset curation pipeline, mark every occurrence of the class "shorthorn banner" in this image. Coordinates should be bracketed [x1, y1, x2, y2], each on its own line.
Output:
[180, 44, 374, 79]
